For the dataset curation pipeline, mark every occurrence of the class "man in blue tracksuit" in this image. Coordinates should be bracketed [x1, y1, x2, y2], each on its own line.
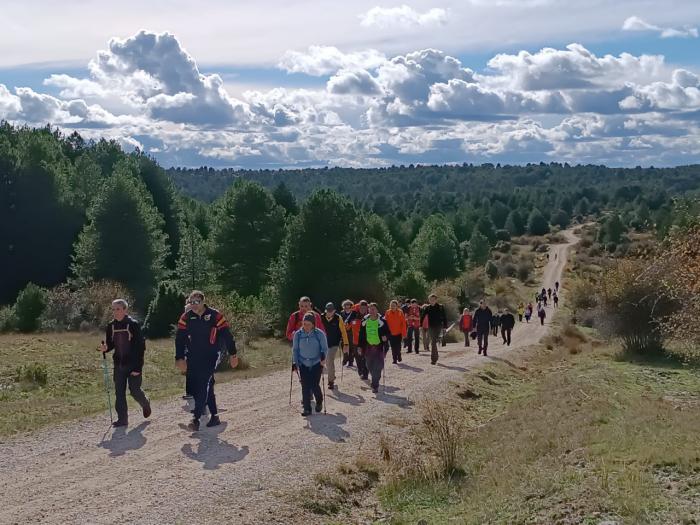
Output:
[175, 291, 238, 431]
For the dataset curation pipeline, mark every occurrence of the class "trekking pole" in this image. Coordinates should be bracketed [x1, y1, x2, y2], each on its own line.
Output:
[340, 346, 344, 384]
[321, 364, 327, 415]
[100, 344, 113, 424]
[289, 366, 294, 406]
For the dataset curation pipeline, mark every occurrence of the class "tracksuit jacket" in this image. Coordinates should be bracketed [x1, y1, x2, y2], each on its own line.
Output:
[175, 306, 236, 368]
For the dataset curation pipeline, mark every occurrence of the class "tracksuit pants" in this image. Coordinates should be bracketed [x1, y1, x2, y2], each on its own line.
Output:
[477, 330, 489, 354]
[356, 347, 368, 379]
[342, 343, 356, 367]
[190, 364, 218, 420]
[299, 363, 323, 412]
[113, 365, 149, 422]
[501, 327, 512, 346]
[429, 326, 442, 364]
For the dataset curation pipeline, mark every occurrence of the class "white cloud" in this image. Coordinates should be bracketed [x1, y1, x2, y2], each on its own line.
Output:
[622, 16, 698, 39]
[278, 46, 386, 76]
[359, 5, 448, 29]
[327, 69, 383, 95]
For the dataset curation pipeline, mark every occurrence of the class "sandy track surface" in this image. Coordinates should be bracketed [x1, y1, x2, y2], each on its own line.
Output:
[0, 230, 578, 525]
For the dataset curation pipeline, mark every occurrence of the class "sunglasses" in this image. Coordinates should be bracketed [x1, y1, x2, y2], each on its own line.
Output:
[189, 300, 203, 305]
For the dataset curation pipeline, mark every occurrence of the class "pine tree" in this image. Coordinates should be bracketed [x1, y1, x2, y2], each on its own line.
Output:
[392, 270, 429, 301]
[505, 209, 526, 236]
[176, 222, 212, 292]
[144, 282, 186, 338]
[468, 230, 490, 267]
[475, 215, 497, 245]
[72, 163, 169, 305]
[527, 208, 550, 236]
[411, 215, 460, 281]
[211, 180, 285, 296]
[272, 182, 299, 216]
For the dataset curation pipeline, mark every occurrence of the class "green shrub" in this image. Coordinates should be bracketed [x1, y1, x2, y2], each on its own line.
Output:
[0, 306, 17, 332]
[14, 283, 47, 333]
[144, 282, 186, 338]
[516, 263, 531, 282]
[392, 270, 429, 301]
[15, 363, 48, 387]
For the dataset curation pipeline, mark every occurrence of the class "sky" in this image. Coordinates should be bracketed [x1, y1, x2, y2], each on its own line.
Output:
[2, 0, 700, 168]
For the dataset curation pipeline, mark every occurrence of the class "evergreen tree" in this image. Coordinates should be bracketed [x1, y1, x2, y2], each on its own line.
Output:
[176, 222, 212, 292]
[505, 209, 526, 236]
[144, 282, 186, 338]
[490, 200, 510, 229]
[272, 182, 299, 216]
[475, 215, 497, 245]
[272, 189, 386, 317]
[550, 208, 571, 229]
[211, 180, 285, 296]
[527, 208, 550, 236]
[468, 230, 490, 267]
[366, 214, 397, 276]
[410, 215, 460, 281]
[392, 270, 429, 301]
[72, 164, 169, 305]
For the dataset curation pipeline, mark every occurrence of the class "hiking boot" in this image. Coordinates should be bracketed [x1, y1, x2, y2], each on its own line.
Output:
[398, 355, 402, 362]
[315, 400, 323, 413]
[302, 410, 312, 417]
[328, 381, 335, 390]
[361, 374, 369, 381]
[478, 348, 482, 355]
[112, 419, 128, 428]
[372, 386, 379, 394]
[483, 351, 488, 357]
[182, 394, 193, 400]
[206, 415, 221, 428]
[392, 359, 397, 364]
[143, 402, 152, 419]
[187, 418, 200, 432]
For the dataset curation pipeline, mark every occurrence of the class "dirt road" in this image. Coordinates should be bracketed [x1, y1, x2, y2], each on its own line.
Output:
[0, 230, 578, 525]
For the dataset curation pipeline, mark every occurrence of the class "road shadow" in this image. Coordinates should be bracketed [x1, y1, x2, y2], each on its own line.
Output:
[330, 390, 365, 407]
[99, 421, 150, 457]
[180, 422, 250, 470]
[437, 363, 468, 373]
[376, 390, 414, 409]
[306, 412, 350, 443]
[396, 363, 424, 373]
[487, 355, 525, 370]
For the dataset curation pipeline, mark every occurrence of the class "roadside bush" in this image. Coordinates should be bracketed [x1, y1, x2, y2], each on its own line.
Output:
[419, 398, 466, 477]
[14, 363, 48, 387]
[500, 262, 517, 278]
[495, 229, 510, 242]
[144, 282, 186, 338]
[391, 270, 429, 302]
[517, 263, 531, 282]
[485, 260, 498, 280]
[14, 283, 47, 333]
[570, 278, 597, 310]
[0, 306, 17, 332]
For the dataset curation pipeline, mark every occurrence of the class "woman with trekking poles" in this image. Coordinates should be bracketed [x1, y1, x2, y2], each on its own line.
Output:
[292, 312, 327, 417]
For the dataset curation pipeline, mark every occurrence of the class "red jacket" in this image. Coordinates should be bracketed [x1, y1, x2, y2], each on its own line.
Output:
[286, 310, 326, 341]
[459, 313, 473, 332]
[406, 304, 421, 328]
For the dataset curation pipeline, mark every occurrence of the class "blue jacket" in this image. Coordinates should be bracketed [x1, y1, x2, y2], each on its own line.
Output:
[175, 306, 236, 368]
[292, 328, 328, 368]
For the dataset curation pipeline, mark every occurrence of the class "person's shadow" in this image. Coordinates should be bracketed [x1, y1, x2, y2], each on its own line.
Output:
[437, 363, 468, 372]
[180, 422, 249, 470]
[99, 421, 150, 457]
[330, 390, 365, 407]
[396, 363, 423, 373]
[305, 412, 351, 443]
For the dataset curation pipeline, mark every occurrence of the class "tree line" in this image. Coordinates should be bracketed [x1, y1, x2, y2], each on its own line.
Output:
[2, 122, 698, 336]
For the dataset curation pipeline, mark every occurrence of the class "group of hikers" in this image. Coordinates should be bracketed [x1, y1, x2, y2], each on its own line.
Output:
[97, 282, 562, 430]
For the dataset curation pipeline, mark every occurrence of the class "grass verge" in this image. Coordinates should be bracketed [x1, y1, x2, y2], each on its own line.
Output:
[0, 332, 290, 436]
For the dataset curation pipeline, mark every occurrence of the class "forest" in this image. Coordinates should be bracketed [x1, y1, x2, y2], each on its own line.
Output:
[2, 122, 700, 343]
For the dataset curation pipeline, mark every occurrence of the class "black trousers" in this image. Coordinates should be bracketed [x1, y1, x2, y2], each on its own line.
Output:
[299, 363, 323, 412]
[190, 364, 218, 419]
[365, 345, 385, 390]
[389, 334, 403, 362]
[342, 343, 356, 366]
[406, 326, 420, 353]
[463, 331, 470, 346]
[501, 327, 512, 345]
[477, 331, 489, 353]
[429, 326, 442, 364]
[113, 365, 149, 421]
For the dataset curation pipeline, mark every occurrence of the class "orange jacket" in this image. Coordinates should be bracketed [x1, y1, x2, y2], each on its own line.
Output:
[385, 309, 408, 338]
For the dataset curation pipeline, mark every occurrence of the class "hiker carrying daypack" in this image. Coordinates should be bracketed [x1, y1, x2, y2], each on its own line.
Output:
[321, 302, 349, 391]
[473, 300, 493, 356]
[459, 308, 473, 347]
[358, 303, 390, 394]
[500, 309, 515, 346]
[420, 294, 447, 365]
[292, 313, 327, 417]
[538, 304, 547, 326]
[385, 300, 408, 364]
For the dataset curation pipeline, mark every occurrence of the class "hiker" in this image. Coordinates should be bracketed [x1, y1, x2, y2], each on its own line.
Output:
[405, 298, 422, 354]
[473, 300, 493, 356]
[547, 288, 552, 300]
[400, 298, 411, 348]
[524, 303, 533, 323]
[491, 310, 501, 337]
[421, 294, 447, 365]
[175, 291, 238, 431]
[420, 303, 431, 353]
[553, 292, 559, 308]
[385, 300, 408, 364]
[555, 281, 560, 292]
[286, 296, 325, 342]
[351, 301, 370, 379]
[181, 301, 194, 402]
[459, 308, 473, 347]
[98, 299, 151, 428]
[358, 303, 389, 393]
[517, 302, 525, 322]
[321, 302, 349, 391]
[555, 253, 558, 260]
[292, 312, 327, 416]
[542, 293, 548, 307]
[537, 303, 547, 326]
[500, 308, 515, 346]
[340, 300, 359, 368]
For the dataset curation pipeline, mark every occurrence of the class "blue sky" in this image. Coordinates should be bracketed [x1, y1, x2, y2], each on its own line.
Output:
[2, 0, 700, 168]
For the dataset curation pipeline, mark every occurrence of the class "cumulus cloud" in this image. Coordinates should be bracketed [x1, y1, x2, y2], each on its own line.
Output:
[359, 5, 448, 29]
[3, 30, 700, 168]
[622, 16, 698, 39]
[278, 46, 386, 76]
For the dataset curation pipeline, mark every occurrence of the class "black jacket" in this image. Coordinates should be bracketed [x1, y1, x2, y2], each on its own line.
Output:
[421, 303, 447, 329]
[473, 307, 493, 333]
[491, 313, 501, 328]
[105, 316, 146, 373]
[175, 306, 236, 369]
[321, 312, 346, 348]
[500, 313, 515, 330]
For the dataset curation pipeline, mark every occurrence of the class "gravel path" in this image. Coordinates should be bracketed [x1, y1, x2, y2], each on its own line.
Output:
[0, 230, 578, 525]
